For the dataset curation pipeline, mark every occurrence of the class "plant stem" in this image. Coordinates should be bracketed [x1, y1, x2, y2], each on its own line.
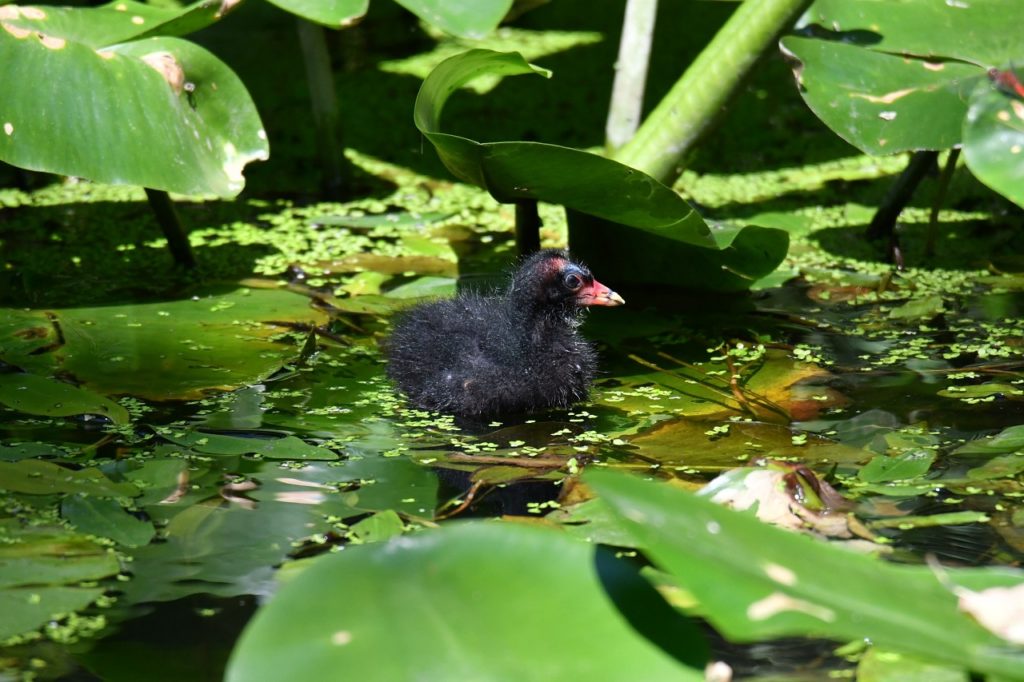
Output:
[867, 150, 938, 242]
[144, 188, 195, 269]
[614, 0, 812, 184]
[515, 200, 542, 255]
[296, 18, 350, 199]
[605, 0, 658, 154]
[926, 148, 960, 257]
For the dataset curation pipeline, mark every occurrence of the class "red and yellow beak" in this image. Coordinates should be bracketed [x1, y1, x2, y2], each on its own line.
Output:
[576, 279, 625, 307]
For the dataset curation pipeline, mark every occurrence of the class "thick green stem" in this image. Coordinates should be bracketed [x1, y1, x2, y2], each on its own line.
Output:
[144, 188, 195, 269]
[613, 0, 812, 184]
[296, 18, 350, 199]
[605, 0, 658, 154]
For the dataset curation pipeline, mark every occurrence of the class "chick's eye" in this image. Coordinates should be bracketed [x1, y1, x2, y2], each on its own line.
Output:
[563, 273, 583, 290]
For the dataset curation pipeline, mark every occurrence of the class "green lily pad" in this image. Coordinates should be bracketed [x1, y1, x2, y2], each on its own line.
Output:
[226, 523, 707, 682]
[0, 373, 129, 424]
[955, 425, 1024, 456]
[0, 586, 107, 640]
[0, 288, 328, 401]
[858, 449, 936, 484]
[0, 441, 61, 461]
[348, 509, 405, 544]
[61, 495, 156, 548]
[160, 430, 339, 461]
[0, 460, 138, 497]
[0, 525, 120, 639]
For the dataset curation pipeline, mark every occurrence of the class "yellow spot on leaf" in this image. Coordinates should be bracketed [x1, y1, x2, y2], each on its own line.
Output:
[851, 88, 915, 104]
[20, 6, 44, 19]
[998, 110, 1011, 122]
[141, 51, 185, 94]
[1012, 101, 1024, 121]
[0, 6, 17, 20]
[331, 631, 352, 646]
[39, 34, 65, 49]
[97, 50, 115, 59]
[763, 563, 796, 586]
[115, 2, 127, 9]
[131, 15, 144, 24]
[3, 122, 12, 136]
[1012, 145, 1021, 154]
[1, 22, 30, 39]
[922, 62, 945, 71]
[747, 592, 836, 622]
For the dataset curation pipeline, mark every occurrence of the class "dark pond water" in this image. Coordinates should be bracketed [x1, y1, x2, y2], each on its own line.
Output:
[2, 252, 1023, 679]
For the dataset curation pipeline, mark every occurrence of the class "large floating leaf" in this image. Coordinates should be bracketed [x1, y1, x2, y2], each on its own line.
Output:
[61, 495, 155, 548]
[160, 429, 339, 461]
[226, 523, 707, 682]
[414, 49, 789, 290]
[0, 525, 120, 639]
[0, 288, 327, 401]
[0, 372, 130, 424]
[0, 5, 267, 197]
[0, 459, 139, 497]
[587, 470, 1024, 679]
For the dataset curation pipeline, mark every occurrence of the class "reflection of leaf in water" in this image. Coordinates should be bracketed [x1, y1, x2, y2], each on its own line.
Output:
[0, 288, 328, 401]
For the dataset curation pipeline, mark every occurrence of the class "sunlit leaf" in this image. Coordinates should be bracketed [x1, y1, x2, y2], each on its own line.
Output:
[226, 523, 707, 682]
[414, 48, 789, 291]
[964, 71, 1024, 209]
[586, 470, 1024, 679]
[0, 9, 267, 197]
[0, 288, 328, 401]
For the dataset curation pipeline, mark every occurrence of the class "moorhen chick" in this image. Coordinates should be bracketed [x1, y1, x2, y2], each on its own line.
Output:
[385, 249, 625, 418]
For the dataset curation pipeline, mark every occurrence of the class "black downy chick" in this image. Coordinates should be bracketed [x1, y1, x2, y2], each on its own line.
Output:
[385, 249, 625, 418]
